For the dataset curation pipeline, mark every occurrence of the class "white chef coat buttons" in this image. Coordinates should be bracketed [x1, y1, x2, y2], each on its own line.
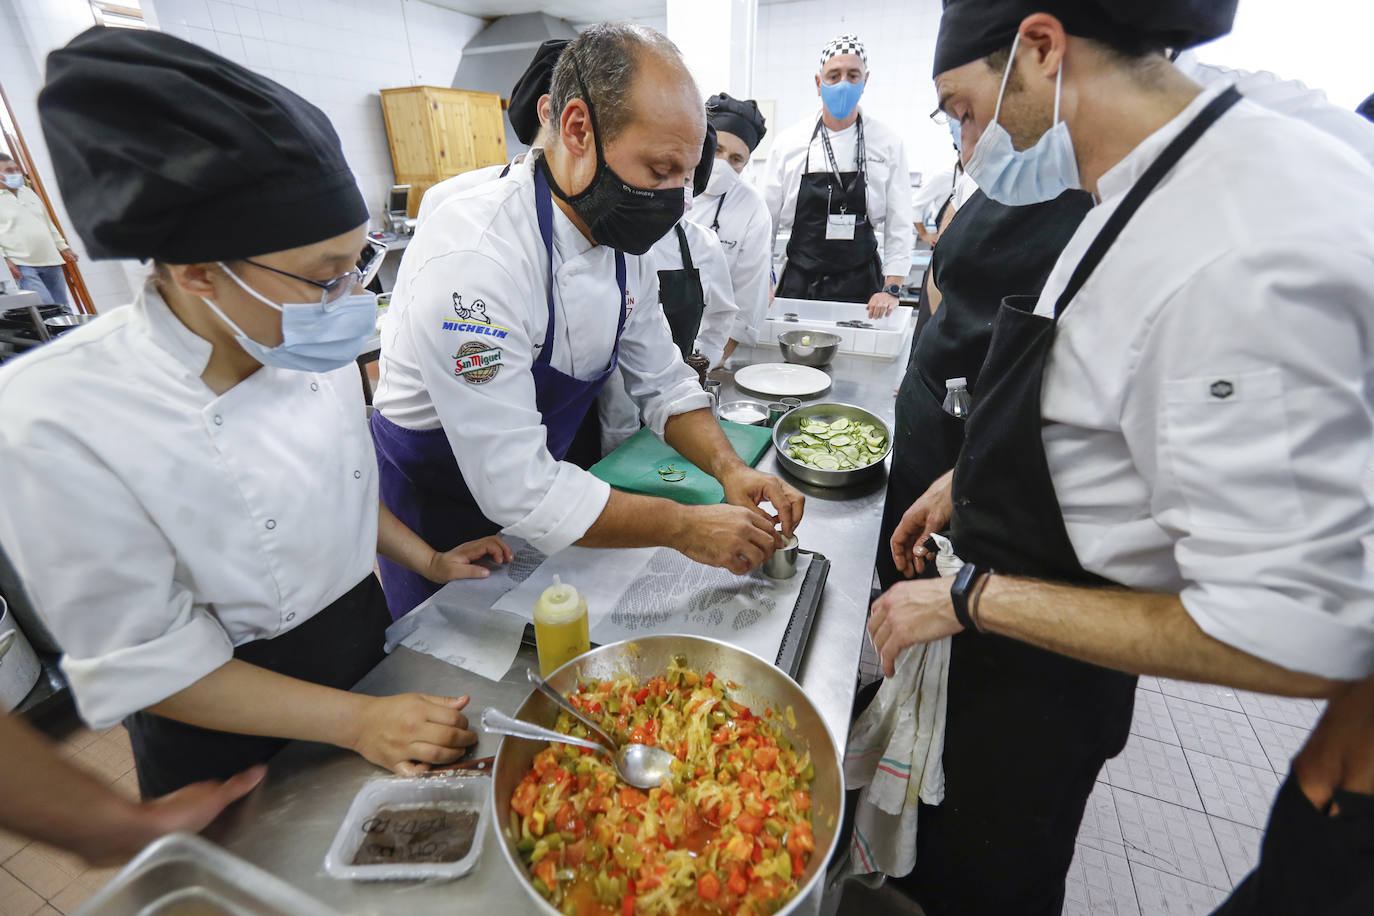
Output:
[285, 612, 296, 622]
[354, 470, 361, 479]
[310, 381, 319, 392]
[265, 519, 276, 530]
[213, 414, 223, 425]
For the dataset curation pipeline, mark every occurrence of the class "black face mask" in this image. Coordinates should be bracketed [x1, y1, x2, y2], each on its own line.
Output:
[538, 56, 685, 256]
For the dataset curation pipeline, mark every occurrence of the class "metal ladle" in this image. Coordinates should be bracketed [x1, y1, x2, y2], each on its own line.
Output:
[480, 708, 677, 790]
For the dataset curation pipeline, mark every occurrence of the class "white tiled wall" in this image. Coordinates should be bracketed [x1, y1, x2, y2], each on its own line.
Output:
[752, 0, 952, 182]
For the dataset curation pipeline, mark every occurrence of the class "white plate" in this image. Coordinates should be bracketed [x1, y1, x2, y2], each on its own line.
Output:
[735, 362, 832, 398]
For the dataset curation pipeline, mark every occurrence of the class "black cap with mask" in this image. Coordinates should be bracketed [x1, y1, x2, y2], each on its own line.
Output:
[39, 26, 367, 264]
[706, 92, 767, 152]
[509, 39, 570, 147]
[933, 0, 1238, 77]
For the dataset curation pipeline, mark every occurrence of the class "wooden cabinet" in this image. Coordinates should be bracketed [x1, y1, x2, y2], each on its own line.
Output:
[380, 86, 507, 217]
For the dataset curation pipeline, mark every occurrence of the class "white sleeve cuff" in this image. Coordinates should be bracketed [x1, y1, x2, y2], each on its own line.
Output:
[503, 463, 611, 555]
[62, 608, 235, 730]
[730, 314, 761, 346]
[641, 384, 711, 438]
[881, 260, 911, 281]
[1182, 581, 1374, 681]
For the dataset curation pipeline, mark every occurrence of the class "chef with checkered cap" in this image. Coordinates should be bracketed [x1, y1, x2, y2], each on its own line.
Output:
[756, 32, 913, 317]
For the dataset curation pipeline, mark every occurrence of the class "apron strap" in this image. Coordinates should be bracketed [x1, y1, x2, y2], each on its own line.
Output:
[533, 158, 630, 367]
[674, 223, 695, 270]
[1053, 86, 1241, 318]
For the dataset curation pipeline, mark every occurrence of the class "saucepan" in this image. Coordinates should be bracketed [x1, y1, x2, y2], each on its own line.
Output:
[490, 635, 844, 915]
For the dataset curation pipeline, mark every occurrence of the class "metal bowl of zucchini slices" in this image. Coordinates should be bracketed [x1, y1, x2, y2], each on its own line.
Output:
[772, 402, 892, 487]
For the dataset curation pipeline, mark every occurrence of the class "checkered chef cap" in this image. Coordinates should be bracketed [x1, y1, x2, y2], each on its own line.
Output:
[819, 33, 867, 70]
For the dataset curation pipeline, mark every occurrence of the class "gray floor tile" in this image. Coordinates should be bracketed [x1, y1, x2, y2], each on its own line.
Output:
[1208, 815, 1263, 886]
[1137, 676, 1163, 693]
[1184, 749, 1281, 829]
[1078, 780, 1127, 853]
[1163, 695, 1270, 772]
[1246, 715, 1309, 773]
[1104, 734, 1204, 812]
[1129, 861, 1230, 915]
[1065, 841, 1141, 915]
[1156, 679, 1244, 713]
[1233, 691, 1323, 730]
[1112, 788, 1230, 891]
[1131, 688, 1181, 745]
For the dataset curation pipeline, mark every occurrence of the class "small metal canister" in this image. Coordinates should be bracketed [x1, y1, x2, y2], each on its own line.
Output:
[766, 402, 788, 427]
[762, 534, 800, 579]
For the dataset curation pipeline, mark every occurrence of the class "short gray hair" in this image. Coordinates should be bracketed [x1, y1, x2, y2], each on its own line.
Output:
[548, 22, 687, 144]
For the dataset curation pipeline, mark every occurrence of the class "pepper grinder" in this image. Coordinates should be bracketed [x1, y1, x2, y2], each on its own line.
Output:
[686, 350, 710, 388]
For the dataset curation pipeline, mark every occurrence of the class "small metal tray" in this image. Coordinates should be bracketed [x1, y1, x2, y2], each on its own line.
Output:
[73, 833, 338, 916]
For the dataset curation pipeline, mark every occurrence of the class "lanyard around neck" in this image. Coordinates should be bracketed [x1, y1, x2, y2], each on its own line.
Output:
[813, 114, 866, 193]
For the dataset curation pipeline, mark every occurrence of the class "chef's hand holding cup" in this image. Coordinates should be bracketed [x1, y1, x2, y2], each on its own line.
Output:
[891, 469, 954, 577]
[675, 503, 781, 574]
[352, 693, 479, 776]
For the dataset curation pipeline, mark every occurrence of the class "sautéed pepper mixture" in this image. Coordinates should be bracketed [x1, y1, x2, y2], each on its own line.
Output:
[509, 658, 817, 915]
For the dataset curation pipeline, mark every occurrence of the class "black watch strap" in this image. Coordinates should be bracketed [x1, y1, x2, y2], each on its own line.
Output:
[883, 283, 902, 297]
[950, 562, 981, 631]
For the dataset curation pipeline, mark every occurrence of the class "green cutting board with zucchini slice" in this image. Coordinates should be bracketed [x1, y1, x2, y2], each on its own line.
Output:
[589, 421, 775, 504]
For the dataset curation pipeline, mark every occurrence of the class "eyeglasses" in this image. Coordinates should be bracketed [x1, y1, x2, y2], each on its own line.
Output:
[929, 106, 951, 127]
[242, 239, 387, 308]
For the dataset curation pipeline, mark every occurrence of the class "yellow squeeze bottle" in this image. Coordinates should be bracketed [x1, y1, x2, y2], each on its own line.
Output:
[533, 575, 589, 676]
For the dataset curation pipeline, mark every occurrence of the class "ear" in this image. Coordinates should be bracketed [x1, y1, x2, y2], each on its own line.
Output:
[558, 97, 594, 158]
[164, 262, 220, 300]
[1017, 13, 1068, 79]
[814, 73, 821, 94]
[537, 93, 552, 127]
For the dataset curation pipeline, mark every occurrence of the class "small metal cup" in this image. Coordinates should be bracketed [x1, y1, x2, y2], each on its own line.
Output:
[762, 534, 800, 579]
[766, 402, 788, 427]
[703, 379, 721, 418]
[780, 397, 802, 412]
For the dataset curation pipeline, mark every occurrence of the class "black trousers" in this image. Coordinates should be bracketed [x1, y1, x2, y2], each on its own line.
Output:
[126, 574, 391, 799]
[890, 630, 1137, 915]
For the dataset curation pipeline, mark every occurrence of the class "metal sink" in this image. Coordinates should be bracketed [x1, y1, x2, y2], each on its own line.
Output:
[74, 833, 338, 916]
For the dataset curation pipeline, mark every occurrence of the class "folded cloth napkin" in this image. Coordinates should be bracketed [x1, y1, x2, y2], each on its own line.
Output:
[844, 534, 960, 876]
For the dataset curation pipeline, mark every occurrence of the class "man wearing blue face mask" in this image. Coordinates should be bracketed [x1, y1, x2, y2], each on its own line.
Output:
[0, 152, 77, 310]
[759, 34, 913, 317]
[863, 1, 1374, 913]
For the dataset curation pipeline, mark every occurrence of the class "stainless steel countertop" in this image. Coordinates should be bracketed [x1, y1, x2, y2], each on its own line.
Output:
[206, 342, 910, 914]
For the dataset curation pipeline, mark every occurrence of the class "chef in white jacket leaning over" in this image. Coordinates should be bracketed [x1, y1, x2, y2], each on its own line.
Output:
[687, 93, 774, 364]
[371, 23, 805, 620]
[759, 34, 914, 317]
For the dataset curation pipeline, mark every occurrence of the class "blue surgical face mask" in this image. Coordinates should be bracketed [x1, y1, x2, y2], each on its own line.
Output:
[203, 263, 377, 373]
[819, 77, 865, 121]
[965, 34, 1081, 206]
[3, 174, 24, 190]
[948, 116, 962, 153]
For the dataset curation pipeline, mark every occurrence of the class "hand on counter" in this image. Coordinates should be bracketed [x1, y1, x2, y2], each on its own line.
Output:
[352, 693, 478, 777]
[891, 469, 953, 577]
[867, 290, 899, 319]
[720, 465, 805, 539]
[424, 534, 514, 584]
[867, 578, 963, 678]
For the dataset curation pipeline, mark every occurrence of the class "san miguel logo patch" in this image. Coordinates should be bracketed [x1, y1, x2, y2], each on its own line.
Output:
[454, 341, 502, 384]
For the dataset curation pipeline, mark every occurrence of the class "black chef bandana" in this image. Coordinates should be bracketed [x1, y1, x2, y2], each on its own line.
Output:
[706, 92, 767, 152]
[39, 26, 367, 264]
[692, 124, 717, 198]
[509, 39, 570, 147]
[933, 0, 1238, 78]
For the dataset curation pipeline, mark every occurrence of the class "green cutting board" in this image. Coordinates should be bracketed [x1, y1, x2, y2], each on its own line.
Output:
[590, 421, 775, 504]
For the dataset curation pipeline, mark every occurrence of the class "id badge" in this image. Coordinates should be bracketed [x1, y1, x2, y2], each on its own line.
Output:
[826, 213, 857, 240]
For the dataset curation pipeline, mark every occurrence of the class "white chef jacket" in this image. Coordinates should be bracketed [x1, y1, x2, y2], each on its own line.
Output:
[0, 185, 70, 267]
[1034, 85, 1374, 680]
[373, 161, 709, 555]
[0, 288, 379, 729]
[757, 107, 915, 280]
[415, 157, 525, 230]
[686, 162, 774, 346]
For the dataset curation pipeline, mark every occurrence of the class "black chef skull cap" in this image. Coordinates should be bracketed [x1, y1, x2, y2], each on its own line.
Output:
[706, 92, 767, 152]
[933, 0, 1238, 78]
[39, 26, 368, 264]
[509, 39, 570, 147]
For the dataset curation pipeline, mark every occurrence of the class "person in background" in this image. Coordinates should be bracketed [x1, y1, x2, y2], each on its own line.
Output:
[868, 2, 1374, 912]
[0, 26, 506, 799]
[759, 34, 913, 317]
[0, 715, 263, 866]
[0, 152, 77, 310]
[371, 23, 804, 620]
[687, 93, 773, 363]
[415, 38, 569, 228]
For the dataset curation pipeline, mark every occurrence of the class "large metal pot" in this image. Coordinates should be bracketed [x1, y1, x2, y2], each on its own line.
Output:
[491, 635, 844, 915]
[772, 402, 892, 488]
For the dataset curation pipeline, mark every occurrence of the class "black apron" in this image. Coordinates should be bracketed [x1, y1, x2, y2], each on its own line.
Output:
[776, 117, 882, 303]
[658, 223, 706, 358]
[897, 87, 1244, 915]
[125, 573, 391, 799]
[876, 189, 1093, 590]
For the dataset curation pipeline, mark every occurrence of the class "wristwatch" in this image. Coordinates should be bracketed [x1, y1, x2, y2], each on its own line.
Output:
[883, 283, 902, 298]
[949, 562, 983, 631]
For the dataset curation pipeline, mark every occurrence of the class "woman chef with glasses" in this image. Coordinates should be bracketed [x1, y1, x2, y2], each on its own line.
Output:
[0, 27, 511, 797]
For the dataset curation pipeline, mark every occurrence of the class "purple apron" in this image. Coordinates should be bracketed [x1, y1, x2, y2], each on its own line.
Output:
[370, 164, 629, 620]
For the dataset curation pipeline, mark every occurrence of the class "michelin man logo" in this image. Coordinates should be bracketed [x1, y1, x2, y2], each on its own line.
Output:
[452, 293, 490, 324]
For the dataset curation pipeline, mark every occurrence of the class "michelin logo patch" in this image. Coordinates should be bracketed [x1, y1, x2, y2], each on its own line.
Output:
[452, 293, 490, 323]
[454, 341, 502, 384]
[441, 319, 508, 339]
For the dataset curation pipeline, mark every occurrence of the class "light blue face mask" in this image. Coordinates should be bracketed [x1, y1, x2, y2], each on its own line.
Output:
[965, 33, 1081, 206]
[203, 263, 377, 373]
[2, 174, 24, 190]
[948, 116, 962, 153]
[819, 78, 865, 121]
